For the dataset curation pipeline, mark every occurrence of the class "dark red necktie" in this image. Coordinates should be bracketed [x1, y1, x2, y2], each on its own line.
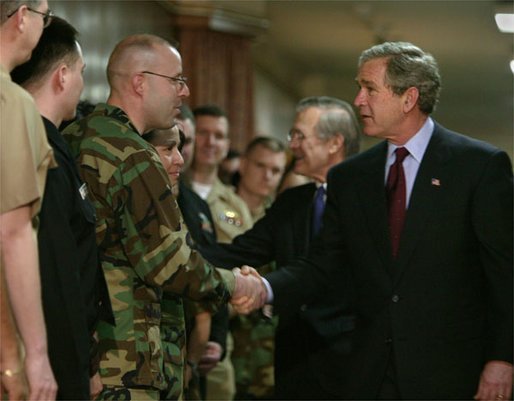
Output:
[386, 147, 410, 258]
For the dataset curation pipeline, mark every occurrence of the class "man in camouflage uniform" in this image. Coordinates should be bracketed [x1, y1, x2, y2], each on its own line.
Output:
[63, 34, 263, 401]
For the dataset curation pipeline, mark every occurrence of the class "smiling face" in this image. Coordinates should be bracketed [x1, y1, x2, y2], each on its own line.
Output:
[353, 57, 406, 141]
[193, 115, 230, 170]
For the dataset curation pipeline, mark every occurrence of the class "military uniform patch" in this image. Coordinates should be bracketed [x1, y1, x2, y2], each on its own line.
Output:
[219, 210, 243, 227]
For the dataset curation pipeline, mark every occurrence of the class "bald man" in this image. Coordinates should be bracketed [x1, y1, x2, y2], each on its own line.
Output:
[63, 34, 264, 401]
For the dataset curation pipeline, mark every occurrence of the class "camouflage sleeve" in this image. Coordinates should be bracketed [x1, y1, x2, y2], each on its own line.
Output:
[107, 150, 234, 309]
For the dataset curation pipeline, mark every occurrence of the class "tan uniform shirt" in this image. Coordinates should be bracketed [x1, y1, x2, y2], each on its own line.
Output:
[205, 178, 253, 244]
[0, 64, 55, 220]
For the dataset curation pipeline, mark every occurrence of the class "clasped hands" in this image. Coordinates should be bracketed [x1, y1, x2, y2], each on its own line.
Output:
[230, 266, 267, 314]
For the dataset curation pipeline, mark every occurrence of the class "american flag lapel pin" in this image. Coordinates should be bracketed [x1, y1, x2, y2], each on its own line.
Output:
[431, 178, 441, 187]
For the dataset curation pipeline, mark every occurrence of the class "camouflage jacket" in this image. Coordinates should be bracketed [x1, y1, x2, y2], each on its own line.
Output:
[63, 103, 234, 391]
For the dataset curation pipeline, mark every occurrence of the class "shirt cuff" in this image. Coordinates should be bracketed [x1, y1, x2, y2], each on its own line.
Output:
[262, 277, 274, 303]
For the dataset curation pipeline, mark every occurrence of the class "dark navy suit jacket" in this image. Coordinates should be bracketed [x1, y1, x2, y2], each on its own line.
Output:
[266, 122, 513, 399]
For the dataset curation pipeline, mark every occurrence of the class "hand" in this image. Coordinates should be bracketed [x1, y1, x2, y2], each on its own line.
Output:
[89, 372, 103, 400]
[25, 352, 57, 401]
[1, 367, 28, 401]
[230, 266, 267, 314]
[474, 360, 513, 401]
[198, 341, 222, 375]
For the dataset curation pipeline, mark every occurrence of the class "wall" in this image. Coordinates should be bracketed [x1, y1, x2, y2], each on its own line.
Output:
[253, 69, 296, 144]
[52, 1, 175, 103]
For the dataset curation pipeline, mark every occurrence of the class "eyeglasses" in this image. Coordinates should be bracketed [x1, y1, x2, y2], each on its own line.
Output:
[287, 129, 309, 142]
[141, 71, 188, 90]
[7, 6, 54, 28]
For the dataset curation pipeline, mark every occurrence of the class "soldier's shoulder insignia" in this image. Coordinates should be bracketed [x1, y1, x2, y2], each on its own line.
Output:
[218, 210, 243, 227]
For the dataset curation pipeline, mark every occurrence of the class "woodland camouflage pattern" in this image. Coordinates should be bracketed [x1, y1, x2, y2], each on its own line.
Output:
[160, 295, 185, 400]
[232, 262, 278, 399]
[63, 103, 234, 394]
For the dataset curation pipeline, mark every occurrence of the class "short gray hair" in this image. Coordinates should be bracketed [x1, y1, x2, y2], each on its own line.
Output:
[296, 96, 361, 158]
[1, 1, 40, 24]
[358, 41, 441, 114]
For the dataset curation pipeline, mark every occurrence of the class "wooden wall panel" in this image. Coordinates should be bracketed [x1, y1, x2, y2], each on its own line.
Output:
[176, 19, 255, 152]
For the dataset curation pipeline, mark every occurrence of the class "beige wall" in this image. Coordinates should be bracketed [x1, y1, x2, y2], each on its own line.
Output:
[52, 1, 175, 103]
[253, 69, 296, 144]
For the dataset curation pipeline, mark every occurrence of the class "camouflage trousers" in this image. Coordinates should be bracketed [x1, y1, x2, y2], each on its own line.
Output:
[99, 385, 160, 401]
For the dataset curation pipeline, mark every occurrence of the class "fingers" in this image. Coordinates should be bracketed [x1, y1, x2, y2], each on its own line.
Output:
[474, 361, 513, 401]
[240, 265, 259, 277]
[231, 268, 267, 315]
[25, 355, 57, 401]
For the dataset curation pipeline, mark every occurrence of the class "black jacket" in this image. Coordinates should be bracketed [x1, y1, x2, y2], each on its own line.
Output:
[38, 118, 112, 400]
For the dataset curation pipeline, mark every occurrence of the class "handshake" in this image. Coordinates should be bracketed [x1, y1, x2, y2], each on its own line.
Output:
[230, 266, 268, 314]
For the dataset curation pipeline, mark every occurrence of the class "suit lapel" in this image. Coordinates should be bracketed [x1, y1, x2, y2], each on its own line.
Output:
[394, 125, 452, 282]
[354, 142, 393, 273]
[294, 183, 317, 252]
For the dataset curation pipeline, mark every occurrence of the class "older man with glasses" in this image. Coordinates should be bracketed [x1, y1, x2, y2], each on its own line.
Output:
[0, 1, 57, 400]
[200, 96, 362, 400]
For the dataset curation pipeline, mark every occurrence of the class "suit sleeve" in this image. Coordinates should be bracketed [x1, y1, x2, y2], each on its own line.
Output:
[199, 204, 279, 269]
[265, 173, 346, 313]
[472, 150, 513, 363]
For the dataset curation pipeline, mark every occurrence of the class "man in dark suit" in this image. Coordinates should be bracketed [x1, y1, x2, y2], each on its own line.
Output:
[200, 96, 362, 399]
[245, 42, 513, 400]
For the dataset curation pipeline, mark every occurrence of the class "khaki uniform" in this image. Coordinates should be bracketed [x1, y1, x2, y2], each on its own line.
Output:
[206, 178, 253, 245]
[195, 178, 252, 401]
[0, 65, 56, 387]
[0, 65, 55, 220]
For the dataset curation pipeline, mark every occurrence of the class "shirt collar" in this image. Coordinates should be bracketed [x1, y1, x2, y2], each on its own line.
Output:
[387, 117, 434, 163]
[95, 103, 140, 135]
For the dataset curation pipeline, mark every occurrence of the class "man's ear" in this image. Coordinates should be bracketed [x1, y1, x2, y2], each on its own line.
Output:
[328, 134, 344, 155]
[54, 63, 68, 92]
[132, 72, 145, 96]
[14, 5, 30, 32]
[403, 87, 419, 113]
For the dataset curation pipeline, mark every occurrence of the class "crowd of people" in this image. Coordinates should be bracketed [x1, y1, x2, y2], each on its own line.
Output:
[1, 1, 512, 401]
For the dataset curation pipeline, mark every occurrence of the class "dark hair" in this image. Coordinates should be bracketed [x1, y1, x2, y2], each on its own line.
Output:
[226, 148, 241, 159]
[178, 129, 186, 152]
[143, 124, 181, 148]
[11, 16, 79, 87]
[192, 104, 227, 119]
